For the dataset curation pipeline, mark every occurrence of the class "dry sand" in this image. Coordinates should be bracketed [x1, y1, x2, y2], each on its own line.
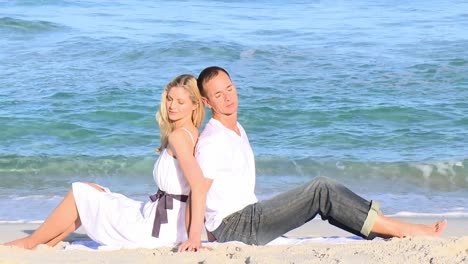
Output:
[1, 217, 467, 264]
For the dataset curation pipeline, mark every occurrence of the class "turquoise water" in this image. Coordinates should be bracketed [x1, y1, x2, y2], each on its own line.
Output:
[1, 0, 467, 221]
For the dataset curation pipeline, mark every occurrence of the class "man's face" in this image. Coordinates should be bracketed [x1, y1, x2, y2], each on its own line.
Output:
[202, 71, 238, 117]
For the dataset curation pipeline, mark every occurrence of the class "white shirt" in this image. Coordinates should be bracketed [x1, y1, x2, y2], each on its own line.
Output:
[196, 118, 258, 231]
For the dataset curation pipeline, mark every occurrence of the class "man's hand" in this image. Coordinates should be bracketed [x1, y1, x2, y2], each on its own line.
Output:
[177, 238, 211, 252]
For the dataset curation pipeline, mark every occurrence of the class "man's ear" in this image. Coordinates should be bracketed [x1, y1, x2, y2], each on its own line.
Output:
[202, 96, 212, 109]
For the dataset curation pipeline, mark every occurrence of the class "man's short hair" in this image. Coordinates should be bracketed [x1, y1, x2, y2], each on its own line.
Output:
[197, 66, 231, 96]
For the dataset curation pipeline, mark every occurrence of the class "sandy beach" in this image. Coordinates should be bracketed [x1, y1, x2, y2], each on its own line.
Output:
[1, 217, 467, 264]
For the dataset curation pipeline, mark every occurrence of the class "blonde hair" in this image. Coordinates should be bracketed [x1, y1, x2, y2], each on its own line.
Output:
[156, 74, 205, 152]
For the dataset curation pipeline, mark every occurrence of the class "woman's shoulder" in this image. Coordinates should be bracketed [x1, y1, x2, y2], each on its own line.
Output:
[168, 127, 197, 146]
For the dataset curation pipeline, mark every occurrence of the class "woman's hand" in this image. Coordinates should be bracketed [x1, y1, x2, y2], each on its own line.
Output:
[177, 238, 211, 252]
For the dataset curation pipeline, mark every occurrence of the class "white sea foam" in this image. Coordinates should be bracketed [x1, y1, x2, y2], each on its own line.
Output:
[9, 195, 63, 201]
[0, 220, 44, 224]
[240, 49, 256, 59]
[410, 159, 464, 178]
[389, 211, 468, 218]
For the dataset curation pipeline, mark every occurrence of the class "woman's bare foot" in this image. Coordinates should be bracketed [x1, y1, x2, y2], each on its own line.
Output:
[4, 237, 35, 249]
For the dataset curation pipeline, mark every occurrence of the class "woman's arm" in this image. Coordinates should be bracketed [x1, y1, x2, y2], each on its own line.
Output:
[167, 129, 212, 252]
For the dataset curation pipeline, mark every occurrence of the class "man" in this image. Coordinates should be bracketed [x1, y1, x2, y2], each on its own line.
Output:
[179, 66, 447, 250]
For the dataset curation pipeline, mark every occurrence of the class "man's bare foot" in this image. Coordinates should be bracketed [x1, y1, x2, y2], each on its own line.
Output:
[402, 219, 448, 238]
[372, 215, 448, 239]
[432, 219, 448, 237]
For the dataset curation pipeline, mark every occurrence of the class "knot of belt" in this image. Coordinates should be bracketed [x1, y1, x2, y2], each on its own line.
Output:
[149, 189, 188, 238]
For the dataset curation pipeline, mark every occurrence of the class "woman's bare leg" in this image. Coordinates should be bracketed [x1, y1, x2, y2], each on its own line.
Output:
[372, 214, 447, 238]
[4, 190, 80, 249]
[45, 218, 82, 247]
[45, 183, 104, 247]
[4, 182, 105, 249]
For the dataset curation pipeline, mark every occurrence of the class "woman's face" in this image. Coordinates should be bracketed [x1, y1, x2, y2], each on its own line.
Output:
[166, 86, 196, 123]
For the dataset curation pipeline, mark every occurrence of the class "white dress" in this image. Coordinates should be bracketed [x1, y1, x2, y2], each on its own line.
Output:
[73, 138, 192, 248]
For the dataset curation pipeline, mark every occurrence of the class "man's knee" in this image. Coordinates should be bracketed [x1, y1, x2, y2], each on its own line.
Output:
[311, 176, 335, 187]
[306, 176, 342, 195]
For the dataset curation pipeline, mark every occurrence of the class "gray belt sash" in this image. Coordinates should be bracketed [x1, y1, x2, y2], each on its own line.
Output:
[149, 189, 188, 238]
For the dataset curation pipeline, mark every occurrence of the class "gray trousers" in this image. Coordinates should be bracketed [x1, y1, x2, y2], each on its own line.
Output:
[211, 176, 381, 245]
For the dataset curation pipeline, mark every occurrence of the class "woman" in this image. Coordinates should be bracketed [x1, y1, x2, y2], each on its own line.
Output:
[5, 74, 207, 249]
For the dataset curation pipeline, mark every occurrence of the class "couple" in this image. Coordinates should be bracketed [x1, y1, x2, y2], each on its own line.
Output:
[5, 66, 447, 251]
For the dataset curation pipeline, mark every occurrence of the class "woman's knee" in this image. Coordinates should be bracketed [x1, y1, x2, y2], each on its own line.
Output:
[84, 182, 105, 192]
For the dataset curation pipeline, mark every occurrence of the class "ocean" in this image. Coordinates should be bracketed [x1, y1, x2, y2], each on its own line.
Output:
[1, 0, 467, 222]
